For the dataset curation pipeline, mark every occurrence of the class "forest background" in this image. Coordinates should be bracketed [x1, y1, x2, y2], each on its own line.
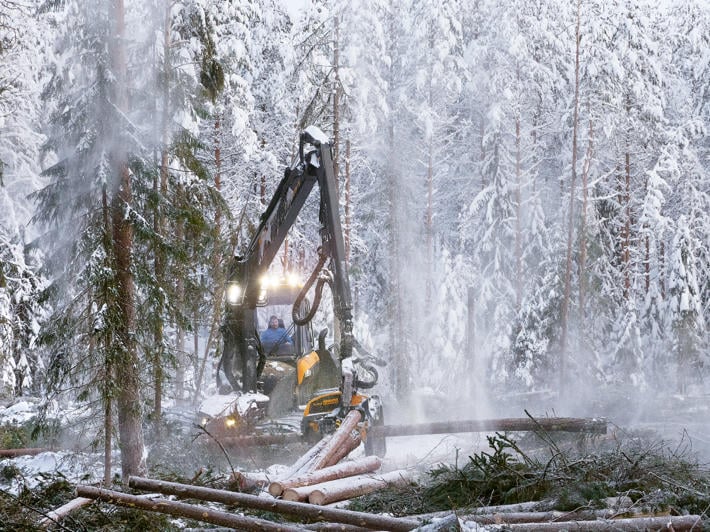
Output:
[0, 0, 708, 478]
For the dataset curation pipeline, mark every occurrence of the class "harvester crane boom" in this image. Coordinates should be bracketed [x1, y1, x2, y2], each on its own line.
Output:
[221, 126, 353, 393]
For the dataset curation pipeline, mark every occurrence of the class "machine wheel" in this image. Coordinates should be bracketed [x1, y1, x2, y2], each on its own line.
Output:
[364, 403, 386, 457]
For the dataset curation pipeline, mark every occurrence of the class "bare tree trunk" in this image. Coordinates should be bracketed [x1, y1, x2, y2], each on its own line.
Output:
[514, 111, 522, 309]
[344, 138, 351, 264]
[425, 138, 433, 307]
[77, 486, 304, 532]
[110, 0, 145, 480]
[660, 241, 665, 298]
[579, 117, 593, 316]
[127, 477, 420, 531]
[269, 456, 382, 497]
[559, 0, 582, 393]
[623, 147, 631, 300]
[101, 188, 113, 486]
[332, 13, 341, 183]
[175, 188, 186, 391]
[307, 470, 412, 506]
[0, 448, 49, 457]
[103, 396, 112, 485]
[153, 2, 171, 435]
[480, 118, 486, 188]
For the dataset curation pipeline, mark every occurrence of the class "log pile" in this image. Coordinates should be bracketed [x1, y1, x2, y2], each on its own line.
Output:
[264, 409, 413, 506]
[62, 414, 670, 530]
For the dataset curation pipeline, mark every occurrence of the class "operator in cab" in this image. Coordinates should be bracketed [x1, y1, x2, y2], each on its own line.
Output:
[260, 315, 294, 355]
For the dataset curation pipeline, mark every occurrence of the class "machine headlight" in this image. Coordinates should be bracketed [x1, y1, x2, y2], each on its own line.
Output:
[287, 272, 302, 287]
[226, 283, 242, 304]
[303, 368, 313, 379]
[257, 287, 268, 306]
[225, 417, 237, 428]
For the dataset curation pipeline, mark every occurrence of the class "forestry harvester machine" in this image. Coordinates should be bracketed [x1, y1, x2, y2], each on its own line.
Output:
[199, 126, 385, 456]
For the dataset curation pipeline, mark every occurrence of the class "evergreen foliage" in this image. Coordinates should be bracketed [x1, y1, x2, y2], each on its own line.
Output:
[0, 0, 707, 476]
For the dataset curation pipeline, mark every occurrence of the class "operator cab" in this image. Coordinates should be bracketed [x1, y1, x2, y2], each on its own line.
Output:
[254, 274, 315, 361]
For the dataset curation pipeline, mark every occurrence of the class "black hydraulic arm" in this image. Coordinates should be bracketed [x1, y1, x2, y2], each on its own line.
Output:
[221, 127, 353, 392]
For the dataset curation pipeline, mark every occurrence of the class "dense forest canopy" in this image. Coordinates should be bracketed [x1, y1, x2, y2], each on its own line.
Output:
[0, 0, 708, 476]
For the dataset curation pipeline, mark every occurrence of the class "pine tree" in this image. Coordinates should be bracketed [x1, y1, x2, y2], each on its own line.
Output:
[668, 218, 705, 394]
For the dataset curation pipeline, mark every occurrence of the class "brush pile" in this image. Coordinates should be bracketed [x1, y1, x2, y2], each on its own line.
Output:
[3, 420, 710, 530]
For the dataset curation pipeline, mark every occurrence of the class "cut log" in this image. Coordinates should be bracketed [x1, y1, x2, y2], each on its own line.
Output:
[39, 496, 93, 527]
[128, 475, 420, 531]
[0, 447, 49, 457]
[414, 501, 552, 522]
[491, 515, 701, 531]
[230, 470, 272, 490]
[76, 485, 304, 532]
[281, 485, 311, 502]
[369, 417, 607, 438]
[308, 410, 363, 471]
[464, 508, 671, 525]
[220, 432, 304, 447]
[301, 470, 413, 506]
[282, 434, 333, 480]
[415, 514, 461, 532]
[325, 430, 361, 468]
[270, 455, 381, 497]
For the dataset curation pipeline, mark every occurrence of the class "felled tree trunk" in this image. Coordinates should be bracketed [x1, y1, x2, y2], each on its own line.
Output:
[283, 470, 413, 506]
[221, 433, 304, 447]
[0, 447, 48, 457]
[369, 417, 607, 438]
[497, 515, 701, 531]
[282, 434, 333, 479]
[76, 486, 303, 532]
[127, 476, 419, 531]
[230, 470, 272, 491]
[270, 456, 381, 497]
[308, 410, 363, 471]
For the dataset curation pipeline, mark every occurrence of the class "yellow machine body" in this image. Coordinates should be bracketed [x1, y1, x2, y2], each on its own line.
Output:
[297, 351, 320, 385]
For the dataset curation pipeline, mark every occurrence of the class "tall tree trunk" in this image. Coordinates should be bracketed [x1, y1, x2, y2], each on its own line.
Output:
[425, 139, 433, 306]
[153, 2, 170, 434]
[102, 188, 112, 487]
[560, 0, 582, 392]
[344, 138, 351, 265]
[660, 241, 665, 298]
[110, 0, 145, 480]
[175, 181, 186, 396]
[623, 148, 631, 300]
[480, 118, 486, 188]
[514, 111, 522, 309]
[579, 117, 593, 316]
[644, 232, 650, 293]
[332, 13, 341, 183]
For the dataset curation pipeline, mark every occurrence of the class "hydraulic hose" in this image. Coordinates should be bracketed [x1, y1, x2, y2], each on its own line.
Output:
[292, 251, 330, 326]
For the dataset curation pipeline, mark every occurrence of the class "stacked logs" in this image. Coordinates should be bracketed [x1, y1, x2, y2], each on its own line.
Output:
[266, 409, 412, 505]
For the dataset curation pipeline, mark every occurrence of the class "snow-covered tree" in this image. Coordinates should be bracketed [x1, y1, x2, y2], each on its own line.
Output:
[667, 218, 705, 394]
